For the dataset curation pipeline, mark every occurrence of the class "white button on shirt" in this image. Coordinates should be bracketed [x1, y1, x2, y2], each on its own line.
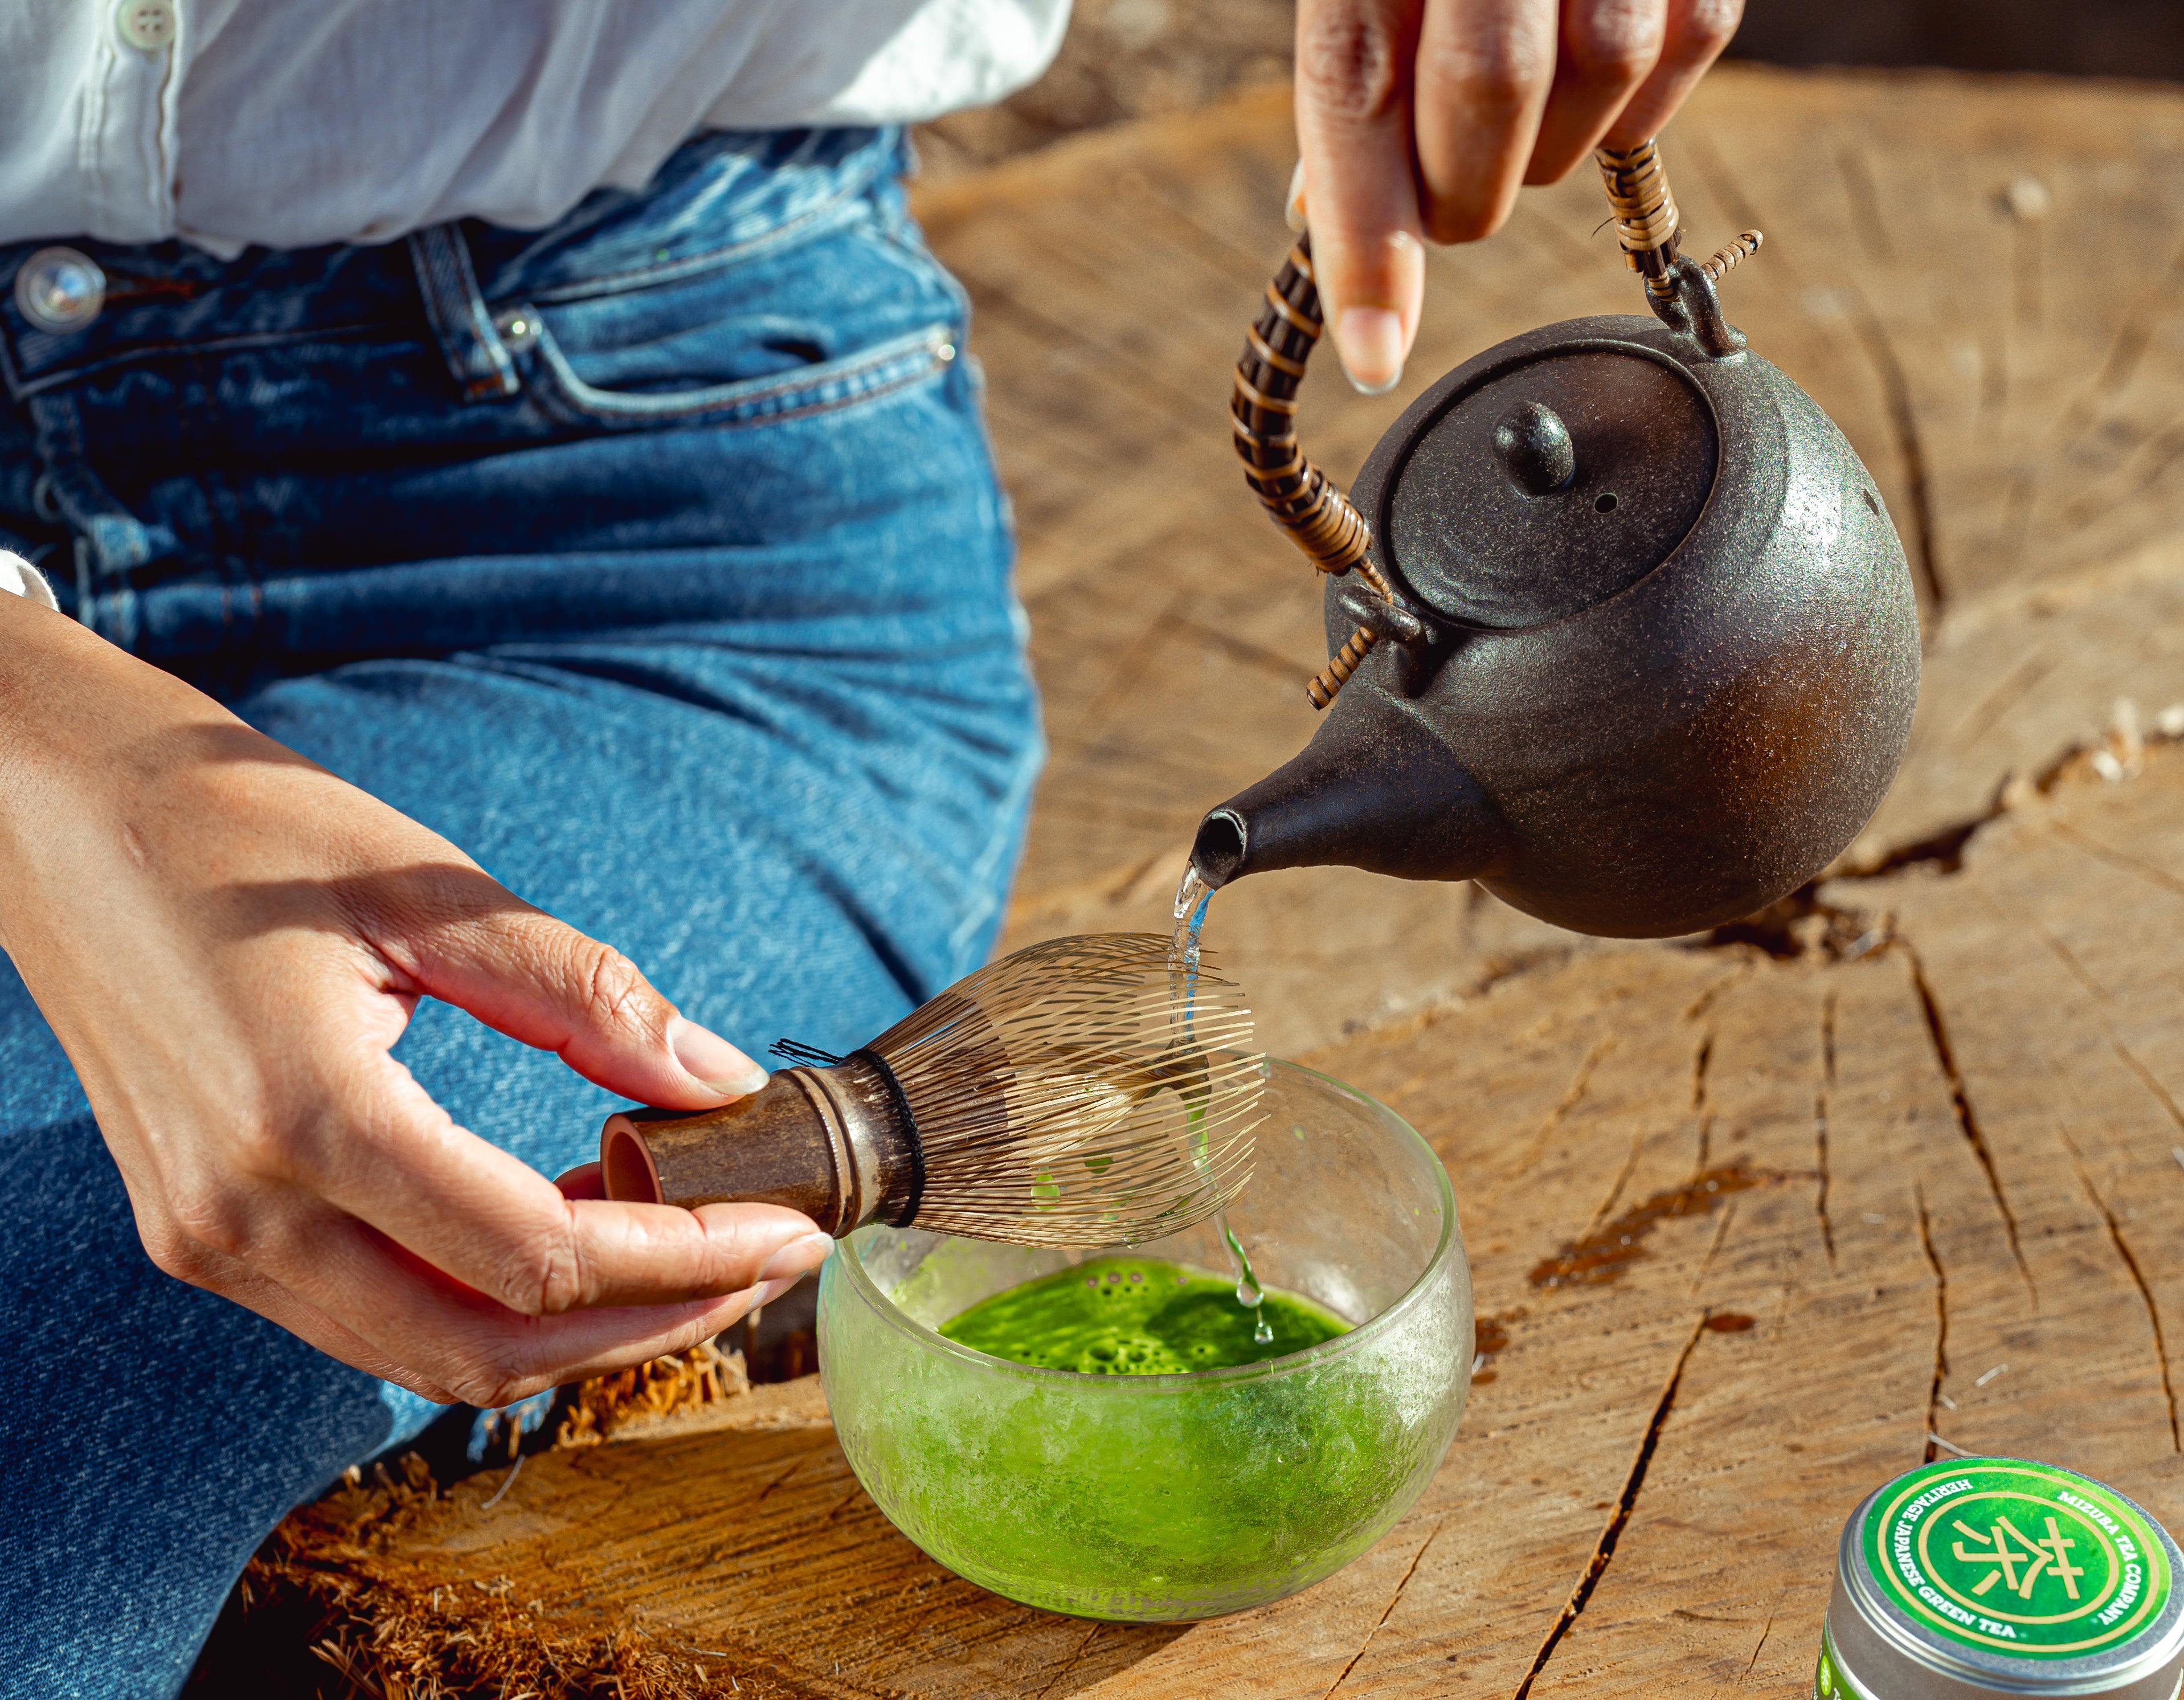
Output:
[1, 0, 1070, 257]
[116, 0, 180, 51]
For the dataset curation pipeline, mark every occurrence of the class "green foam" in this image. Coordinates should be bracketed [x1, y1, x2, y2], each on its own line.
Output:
[938, 1256, 1351, 1375]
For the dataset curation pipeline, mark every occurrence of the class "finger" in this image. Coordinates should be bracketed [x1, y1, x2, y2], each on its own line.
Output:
[370, 876, 766, 1111]
[179, 1206, 782, 1407]
[472, 909, 765, 1105]
[211, 1035, 830, 1318]
[1523, 0, 1667, 185]
[1600, 0, 1741, 148]
[1294, 0, 1428, 393]
[1412, 0, 1560, 244]
[273, 1204, 790, 1407]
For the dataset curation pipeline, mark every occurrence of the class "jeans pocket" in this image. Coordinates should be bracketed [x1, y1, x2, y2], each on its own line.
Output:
[521, 314, 961, 430]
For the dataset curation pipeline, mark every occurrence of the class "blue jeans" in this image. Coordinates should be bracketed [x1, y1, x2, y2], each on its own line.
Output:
[0, 128, 1042, 1699]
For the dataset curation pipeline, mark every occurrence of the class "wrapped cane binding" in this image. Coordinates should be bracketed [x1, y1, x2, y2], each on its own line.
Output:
[1230, 238, 1398, 710]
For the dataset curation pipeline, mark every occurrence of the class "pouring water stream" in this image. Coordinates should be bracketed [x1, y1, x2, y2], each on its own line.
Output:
[1169, 865, 1273, 1346]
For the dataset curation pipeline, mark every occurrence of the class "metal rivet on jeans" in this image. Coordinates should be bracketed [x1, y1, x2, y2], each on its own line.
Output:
[491, 308, 540, 352]
[15, 248, 107, 334]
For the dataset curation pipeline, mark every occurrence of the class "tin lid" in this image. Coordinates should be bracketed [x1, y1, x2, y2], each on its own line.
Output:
[1832, 1458, 2184, 1698]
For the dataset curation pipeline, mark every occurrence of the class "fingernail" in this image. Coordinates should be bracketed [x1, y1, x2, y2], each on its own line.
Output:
[758, 1232, 834, 1285]
[1285, 160, 1308, 234]
[1336, 308, 1405, 395]
[669, 1017, 768, 1097]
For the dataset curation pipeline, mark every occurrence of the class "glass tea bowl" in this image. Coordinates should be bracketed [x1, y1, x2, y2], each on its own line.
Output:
[815, 1059, 1472, 1623]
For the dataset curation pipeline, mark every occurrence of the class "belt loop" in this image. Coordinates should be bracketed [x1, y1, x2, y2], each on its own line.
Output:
[407, 223, 520, 402]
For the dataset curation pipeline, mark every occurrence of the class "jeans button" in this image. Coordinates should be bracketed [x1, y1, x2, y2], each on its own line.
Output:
[14, 248, 107, 334]
[116, 0, 177, 51]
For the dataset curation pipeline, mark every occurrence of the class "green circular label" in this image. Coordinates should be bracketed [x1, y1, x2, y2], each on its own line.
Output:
[1862, 1461, 2172, 1662]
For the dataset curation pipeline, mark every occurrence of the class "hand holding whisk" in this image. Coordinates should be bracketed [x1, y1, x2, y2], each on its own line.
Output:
[600, 934, 1263, 1248]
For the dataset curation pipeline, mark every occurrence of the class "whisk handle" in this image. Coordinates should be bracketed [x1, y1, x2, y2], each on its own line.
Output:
[599, 1060, 918, 1236]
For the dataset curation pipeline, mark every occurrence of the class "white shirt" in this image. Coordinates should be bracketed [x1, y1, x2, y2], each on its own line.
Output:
[0, 0, 1069, 256]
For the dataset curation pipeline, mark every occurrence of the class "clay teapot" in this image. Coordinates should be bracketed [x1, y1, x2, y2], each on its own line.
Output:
[1192, 142, 1920, 938]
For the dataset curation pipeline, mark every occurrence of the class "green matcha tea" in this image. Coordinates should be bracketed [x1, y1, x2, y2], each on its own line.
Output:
[939, 1256, 1351, 1374]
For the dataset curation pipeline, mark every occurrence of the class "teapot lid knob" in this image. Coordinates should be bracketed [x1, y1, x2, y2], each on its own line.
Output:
[1491, 401, 1576, 496]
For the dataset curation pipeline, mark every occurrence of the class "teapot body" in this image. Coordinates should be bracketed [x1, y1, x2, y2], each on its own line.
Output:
[1202, 310, 1920, 939]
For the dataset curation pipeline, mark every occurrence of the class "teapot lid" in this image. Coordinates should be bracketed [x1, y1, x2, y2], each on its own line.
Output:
[1383, 343, 1718, 630]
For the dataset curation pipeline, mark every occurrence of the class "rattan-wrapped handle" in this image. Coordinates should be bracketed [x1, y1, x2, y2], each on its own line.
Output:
[1230, 235, 1404, 710]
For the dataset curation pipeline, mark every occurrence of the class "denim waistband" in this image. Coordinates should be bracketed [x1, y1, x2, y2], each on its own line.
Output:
[0, 126, 906, 402]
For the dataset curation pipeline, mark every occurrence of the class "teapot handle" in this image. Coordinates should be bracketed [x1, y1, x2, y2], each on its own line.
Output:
[1596, 138, 1764, 357]
[1236, 145, 1763, 711]
[1229, 235, 1409, 710]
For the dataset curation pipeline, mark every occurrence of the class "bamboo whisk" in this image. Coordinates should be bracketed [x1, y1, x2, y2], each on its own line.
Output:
[601, 934, 1263, 1248]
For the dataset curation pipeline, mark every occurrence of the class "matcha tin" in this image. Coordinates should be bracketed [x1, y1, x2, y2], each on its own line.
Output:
[1819, 1458, 2184, 1699]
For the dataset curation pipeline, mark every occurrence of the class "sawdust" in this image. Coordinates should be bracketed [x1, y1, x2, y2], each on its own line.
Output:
[218, 1345, 797, 1700]
[554, 1338, 750, 1449]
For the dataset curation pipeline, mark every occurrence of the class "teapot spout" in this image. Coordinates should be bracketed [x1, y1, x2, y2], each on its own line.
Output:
[1190, 709, 1510, 889]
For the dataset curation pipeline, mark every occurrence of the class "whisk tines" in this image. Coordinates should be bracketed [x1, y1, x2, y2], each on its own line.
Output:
[770, 1038, 848, 1068]
[873, 933, 1263, 1247]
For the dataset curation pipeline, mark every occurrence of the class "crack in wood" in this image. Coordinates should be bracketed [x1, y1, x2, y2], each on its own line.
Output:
[1031, 1623, 1105, 1700]
[1508, 1036, 1616, 1177]
[1584, 1135, 1647, 1237]
[1320, 1518, 1446, 1698]
[1835, 146, 1896, 265]
[1903, 947, 2035, 1301]
[1691, 1031, 1717, 1172]
[1690, 1199, 1738, 1297]
[753, 1458, 809, 1506]
[1175, 614, 1317, 683]
[1682, 963, 1751, 1023]
[2060, 1134, 2182, 1453]
[2048, 819, 2184, 901]
[1845, 293, 1945, 622]
[1949, 649, 2054, 748]
[1917, 1184, 1950, 1464]
[1741, 1612, 1777, 1683]
[1817, 991, 1839, 1265]
[2047, 232, 2184, 441]
[1510, 1316, 1709, 1700]
[1078, 583, 1198, 729]
[2036, 924, 2113, 1005]
[1837, 720, 2183, 904]
[2111, 1039, 2184, 1138]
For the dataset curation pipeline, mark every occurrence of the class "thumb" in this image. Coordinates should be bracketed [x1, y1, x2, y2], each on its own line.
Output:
[386, 898, 768, 1111]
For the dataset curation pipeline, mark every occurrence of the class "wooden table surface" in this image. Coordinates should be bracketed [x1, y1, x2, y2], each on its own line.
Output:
[236, 65, 2184, 1699]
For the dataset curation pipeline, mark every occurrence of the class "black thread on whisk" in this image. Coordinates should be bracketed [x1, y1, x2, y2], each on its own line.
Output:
[770, 1038, 846, 1068]
[850, 1047, 926, 1227]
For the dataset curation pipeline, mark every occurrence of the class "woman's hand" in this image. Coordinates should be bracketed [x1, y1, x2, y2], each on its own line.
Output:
[0, 594, 831, 1407]
[1294, 0, 1744, 391]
